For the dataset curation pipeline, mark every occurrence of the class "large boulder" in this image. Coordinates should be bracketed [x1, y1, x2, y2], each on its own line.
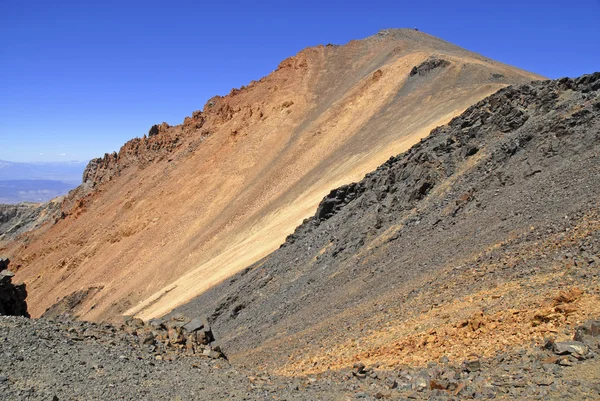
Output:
[0, 258, 29, 317]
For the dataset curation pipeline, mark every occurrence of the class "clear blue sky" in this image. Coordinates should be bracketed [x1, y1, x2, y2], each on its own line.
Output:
[1, 0, 599, 162]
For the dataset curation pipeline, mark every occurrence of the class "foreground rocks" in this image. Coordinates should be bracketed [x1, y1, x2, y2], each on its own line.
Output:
[1, 316, 599, 400]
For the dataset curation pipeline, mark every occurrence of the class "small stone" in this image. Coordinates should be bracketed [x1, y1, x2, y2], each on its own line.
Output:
[352, 371, 366, 379]
[148, 319, 165, 330]
[558, 358, 573, 367]
[140, 332, 155, 345]
[430, 378, 449, 390]
[383, 377, 397, 389]
[182, 318, 204, 333]
[202, 348, 222, 359]
[353, 362, 366, 373]
[553, 341, 588, 356]
[464, 358, 481, 372]
[412, 376, 428, 391]
[574, 320, 600, 342]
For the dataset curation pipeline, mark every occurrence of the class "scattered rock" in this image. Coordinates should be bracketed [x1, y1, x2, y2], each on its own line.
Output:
[182, 317, 204, 333]
[552, 341, 589, 358]
[464, 357, 481, 372]
[574, 319, 600, 344]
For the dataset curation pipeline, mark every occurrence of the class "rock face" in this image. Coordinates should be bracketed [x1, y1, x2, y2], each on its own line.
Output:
[409, 56, 450, 76]
[3, 29, 544, 321]
[0, 258, 28, 317]
[172, 73, 600, 373]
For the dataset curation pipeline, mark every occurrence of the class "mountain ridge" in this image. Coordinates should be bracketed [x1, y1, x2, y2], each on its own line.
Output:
[2, 29, 543, 323]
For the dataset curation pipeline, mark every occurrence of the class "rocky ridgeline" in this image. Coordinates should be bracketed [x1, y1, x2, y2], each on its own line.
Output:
[0, 258, 28, 317]
[80, 79, 259, 189]
[82, 121, 180, 187]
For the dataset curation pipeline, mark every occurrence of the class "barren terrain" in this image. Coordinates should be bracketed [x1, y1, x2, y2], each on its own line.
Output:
[1, 29, 542, 321]
[1, 73, 599, 400]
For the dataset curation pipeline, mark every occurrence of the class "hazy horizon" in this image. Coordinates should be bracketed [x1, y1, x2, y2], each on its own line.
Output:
[0, 159, 87, 203]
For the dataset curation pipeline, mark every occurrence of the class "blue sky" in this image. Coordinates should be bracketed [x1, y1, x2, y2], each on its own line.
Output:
[1, 0, 599, 162]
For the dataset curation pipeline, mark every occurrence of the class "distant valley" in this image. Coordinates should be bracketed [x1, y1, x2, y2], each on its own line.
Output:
[0, 160, 86, 204]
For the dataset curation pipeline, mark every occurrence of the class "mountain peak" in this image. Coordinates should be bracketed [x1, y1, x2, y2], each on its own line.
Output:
[4, 31, 542, 323]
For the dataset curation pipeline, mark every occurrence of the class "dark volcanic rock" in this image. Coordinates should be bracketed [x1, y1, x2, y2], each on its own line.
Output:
[0, 259, 28, 317]
[409, 56, 450, 77]
[148, 124, 159, 137]
[172, 72, 600, 373]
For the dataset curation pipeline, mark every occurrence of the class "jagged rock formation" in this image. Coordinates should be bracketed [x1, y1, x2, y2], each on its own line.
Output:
[172, 73, 600, 375]
[409, 56, 450, 77]
[0, 258, 28, 317]
[3, 29, 542, 321]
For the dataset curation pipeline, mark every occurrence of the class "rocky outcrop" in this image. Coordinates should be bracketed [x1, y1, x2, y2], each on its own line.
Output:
[82, 152, 118, 185]
[122, 315, 225, 359]
[0, 258, 28, 317]
[410, 56, 450, 77]
[0, 204, 37, 232]
[314, 183, 365, 222]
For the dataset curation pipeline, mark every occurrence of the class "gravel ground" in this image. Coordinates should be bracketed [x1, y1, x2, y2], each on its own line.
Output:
[1, 315, 600, 400]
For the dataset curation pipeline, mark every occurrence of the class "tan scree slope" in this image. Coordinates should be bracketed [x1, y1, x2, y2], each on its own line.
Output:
[4, 29, 543, 321]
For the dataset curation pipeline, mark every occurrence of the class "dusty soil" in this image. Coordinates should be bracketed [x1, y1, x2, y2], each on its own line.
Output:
[1, 29, 541, 322]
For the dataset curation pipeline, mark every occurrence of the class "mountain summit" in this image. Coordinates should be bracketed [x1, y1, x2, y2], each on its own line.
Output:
[3, 29, 542, 321]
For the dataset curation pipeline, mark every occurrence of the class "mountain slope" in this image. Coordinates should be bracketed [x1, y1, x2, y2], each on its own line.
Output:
[171, 73, 600, 372]
[3, 29, 542, 321]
